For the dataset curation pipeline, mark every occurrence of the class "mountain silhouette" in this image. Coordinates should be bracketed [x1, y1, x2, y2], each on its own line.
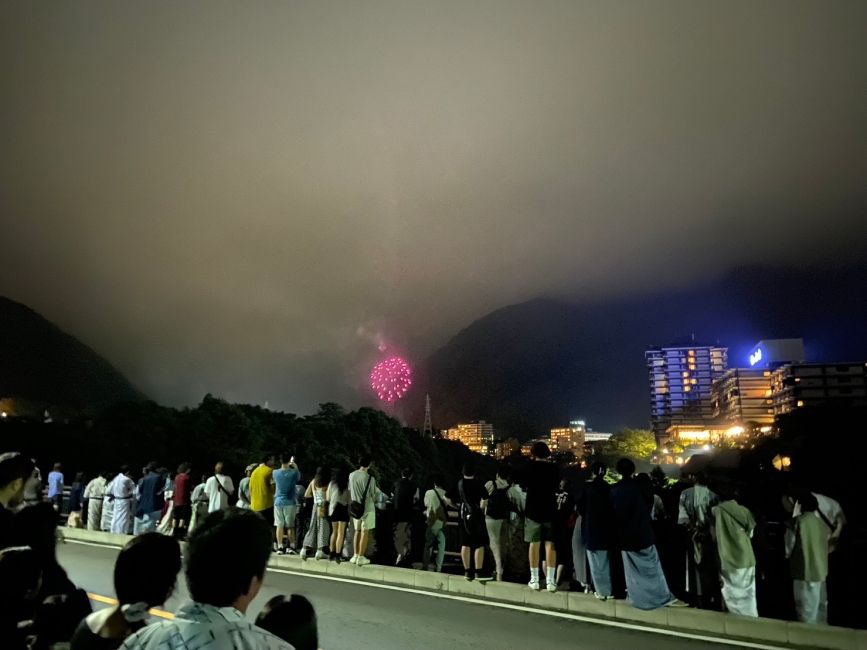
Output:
[412, 265, 867, 438]
[0, 296, 145, 416]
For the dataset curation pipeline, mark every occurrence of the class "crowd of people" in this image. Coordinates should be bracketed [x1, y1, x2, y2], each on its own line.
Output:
[0, 439, 847, 648]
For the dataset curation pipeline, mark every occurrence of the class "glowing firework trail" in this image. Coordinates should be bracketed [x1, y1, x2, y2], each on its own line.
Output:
[369, 356, 412, 403]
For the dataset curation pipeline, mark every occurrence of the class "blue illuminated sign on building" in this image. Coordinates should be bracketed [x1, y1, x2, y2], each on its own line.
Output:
[749, 348, 763, 366]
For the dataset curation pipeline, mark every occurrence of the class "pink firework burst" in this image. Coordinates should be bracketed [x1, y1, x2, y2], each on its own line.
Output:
[369, 356, 412, 403]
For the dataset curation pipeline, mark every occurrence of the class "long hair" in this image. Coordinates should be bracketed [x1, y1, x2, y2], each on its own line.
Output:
[313, 466, 328, 489]
[333, 467, 349, 492]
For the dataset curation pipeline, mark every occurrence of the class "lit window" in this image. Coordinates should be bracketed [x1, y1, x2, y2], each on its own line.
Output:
[763, 371, 771, 377]
[691, 378, 698, 385]
[684, 386, 691, 392]
[688, 350, 695, 356]
[797, 400, 804, 407]
[682, 371, 690, 378]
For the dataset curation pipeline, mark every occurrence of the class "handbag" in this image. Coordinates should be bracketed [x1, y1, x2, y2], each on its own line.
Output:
[349, 475, 372, 520]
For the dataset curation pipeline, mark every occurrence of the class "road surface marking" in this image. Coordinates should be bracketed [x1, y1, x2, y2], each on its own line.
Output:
[68, 540, 784, 649]
[87, 592, 175, 620]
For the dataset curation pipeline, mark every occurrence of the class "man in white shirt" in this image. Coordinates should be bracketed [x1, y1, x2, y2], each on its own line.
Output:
[121, 509, 292, 650]
[110, 466, 136, 535]
[83, 471, 107, 531]
[204, 462, 235, 513]
[348, 455, 379, 566]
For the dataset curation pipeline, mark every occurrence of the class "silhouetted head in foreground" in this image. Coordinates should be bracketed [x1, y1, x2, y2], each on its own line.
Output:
[616, 458, 636, 479]
[256, 594, 318, 650]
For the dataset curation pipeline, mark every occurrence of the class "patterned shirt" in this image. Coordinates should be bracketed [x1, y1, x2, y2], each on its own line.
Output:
[120, 601, 293, 650]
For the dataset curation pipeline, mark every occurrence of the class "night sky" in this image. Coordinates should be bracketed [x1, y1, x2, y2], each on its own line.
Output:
[2, 2, 865, 413]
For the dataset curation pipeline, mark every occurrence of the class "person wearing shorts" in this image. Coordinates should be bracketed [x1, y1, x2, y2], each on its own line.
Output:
[250, 454, 278, 546]
[523, 441, 560, 592]
[272, 453, 301, 554]
[349, 456, 378, 566]
[458, 460, 487, 581]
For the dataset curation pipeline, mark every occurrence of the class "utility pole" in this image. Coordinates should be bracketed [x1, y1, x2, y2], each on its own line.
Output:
[423, 394, 433, 437]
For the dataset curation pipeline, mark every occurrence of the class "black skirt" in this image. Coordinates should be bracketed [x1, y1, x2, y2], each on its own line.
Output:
[330, 503, 349, 522]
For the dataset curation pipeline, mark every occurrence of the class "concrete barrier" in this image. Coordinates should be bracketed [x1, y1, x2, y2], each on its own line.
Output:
[61, 528, 866, 650]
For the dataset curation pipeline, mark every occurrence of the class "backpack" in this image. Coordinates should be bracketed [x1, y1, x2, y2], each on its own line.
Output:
[486, 484, 511, 520]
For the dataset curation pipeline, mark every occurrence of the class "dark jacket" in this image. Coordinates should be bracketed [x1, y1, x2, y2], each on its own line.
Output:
[580, 477, 614, 550]
[136, 472, 165, 517]
[610, 477, 655, 551]
[393, 477, 416, 522]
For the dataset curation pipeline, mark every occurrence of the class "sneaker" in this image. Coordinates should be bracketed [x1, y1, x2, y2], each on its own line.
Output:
[395, 554, 403, 566]
[666, 598, 689, 608]
[286, 548, 297, 556]
[276, 548, 286, 556]
[528, 580, 541, 591]
[546, 582, 558, 593]
[315, 550, 327, 560]
[335, 554, 343, 564]
[594, 592, 609, 601]
[349, 555, 359, 564]
[356, 556, 371, 566]
[299, 548, 308, 560]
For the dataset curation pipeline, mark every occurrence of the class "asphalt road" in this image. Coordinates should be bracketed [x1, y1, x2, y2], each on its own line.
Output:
[59, 541, 740, 650]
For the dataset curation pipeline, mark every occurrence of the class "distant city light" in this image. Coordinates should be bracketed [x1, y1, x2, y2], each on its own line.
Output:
[369, 356, 412, 403]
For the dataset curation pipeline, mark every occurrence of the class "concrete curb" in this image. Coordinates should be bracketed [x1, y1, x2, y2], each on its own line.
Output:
[61, 528, 866, 650]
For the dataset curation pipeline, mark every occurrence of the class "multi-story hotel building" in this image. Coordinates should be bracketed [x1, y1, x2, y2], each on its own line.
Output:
[770, 362, 867, 415]
[494, 438, 520, 460]
[646, 344, 728, 445]
[711, 368, 775, 427]
[549, 420, 586, 454]
[443, 421, 495, 455]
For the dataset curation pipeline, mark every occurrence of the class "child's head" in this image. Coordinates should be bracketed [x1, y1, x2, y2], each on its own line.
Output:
[115, 533, 181, 622]
[256, 594, 318, 650]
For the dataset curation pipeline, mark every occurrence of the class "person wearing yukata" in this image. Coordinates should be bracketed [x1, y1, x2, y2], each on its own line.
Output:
[678, 471, 720, 609]
[110, 466, 136, 535]
[787, 492, 832, 624]
[84, 471, 108, 532]
[712, 485, 758, 617]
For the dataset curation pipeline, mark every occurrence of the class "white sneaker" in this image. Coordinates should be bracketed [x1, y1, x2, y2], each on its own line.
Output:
[546, 582, 558, 593]
[349, 555, 359, 564]
[356, 556, 371, 566]
[528, 580, 541, 591]
[315, 550, 327, 560]
[299, 548, 308, 560]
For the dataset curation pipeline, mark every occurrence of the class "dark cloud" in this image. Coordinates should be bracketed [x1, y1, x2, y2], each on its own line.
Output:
[2, 1, 865, 412]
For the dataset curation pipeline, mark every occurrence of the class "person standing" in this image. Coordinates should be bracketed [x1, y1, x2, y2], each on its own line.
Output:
[458, 460, 487, 581]
[47, 463, 64, 511]
[348, 456, 378, 566]
[172, 463, 193, 540]
[393, 468, 416, 566]
[300, 467, 331, 560]
[250, 455, 278, 538]
[524, 442, 560, 592]
[204, 462, 235, 513]
[134, 463, 165, 535]
[189, 475, 209, 533]
[551, 478, 576, 589]
[110, 466, 136, 535]
[327, 467, 351, 562]
[83, 471, 108, 532]
[422, 475, 454, 573]
[678, 472, 720, 609]
[236, 464, 256, 509]
[712, 487, 758, 617]
[67, 472, 86, 528]
[483, 465, 515, 582]
[611, 458, 684, 610]
[580, 461, 615, 600]
[787, 492, 832, 624]
[273, 455, 301, 555]
[22, 464, 43, 508]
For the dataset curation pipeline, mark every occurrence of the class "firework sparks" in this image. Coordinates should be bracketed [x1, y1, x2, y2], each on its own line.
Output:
[369, 356, 412, 403]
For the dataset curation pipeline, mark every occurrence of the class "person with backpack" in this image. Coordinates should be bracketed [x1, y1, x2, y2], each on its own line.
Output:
[204, 462, 235, 513]
[458, 460, 487, 581]
[422, 475, 454, 572]
[483, 464, 515, 582]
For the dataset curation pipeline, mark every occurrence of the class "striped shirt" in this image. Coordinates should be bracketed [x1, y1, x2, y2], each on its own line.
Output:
[120, 601, 293, 650]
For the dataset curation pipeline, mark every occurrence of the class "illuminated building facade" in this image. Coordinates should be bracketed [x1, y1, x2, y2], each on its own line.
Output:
[495, 438, 519, 460]
[711, 368, 775, 427]
[444, 421, 495, 455]
[550, 420, 586, 454]
[770, 362, 867, 415]
[646, 344, 728, 445]
[666, 423, 746, 446]
[746, 338, 805, 370]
